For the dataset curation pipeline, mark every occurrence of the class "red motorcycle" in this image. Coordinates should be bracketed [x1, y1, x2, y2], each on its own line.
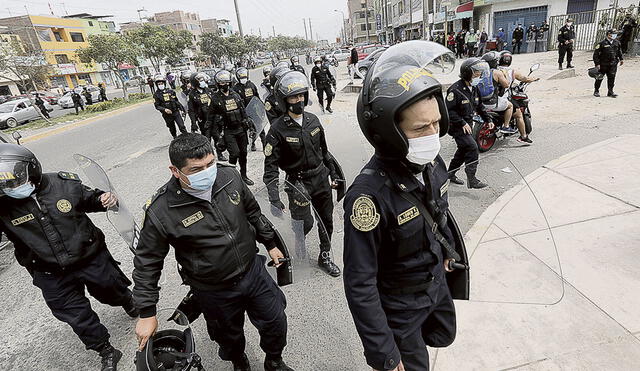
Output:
[472, 63, 539, 152]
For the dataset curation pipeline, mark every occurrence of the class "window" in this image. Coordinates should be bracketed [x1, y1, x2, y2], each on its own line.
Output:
[55, 54, 70, 64]
[566, 0, 596, 14]
[361, 24, 368, 31]
[35, 27, 51, 42]
[53, 31, 63, 42]
[88, 21, 93, 26]
[70, 32, 84, 42]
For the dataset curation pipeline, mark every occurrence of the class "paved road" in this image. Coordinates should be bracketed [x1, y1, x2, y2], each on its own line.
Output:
[1, 53, 639, 370]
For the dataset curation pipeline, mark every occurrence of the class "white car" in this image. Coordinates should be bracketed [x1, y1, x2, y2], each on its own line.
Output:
[331, 48, 352, 62]
[0, 98, 51, 129]
[58, 86, 101, 108]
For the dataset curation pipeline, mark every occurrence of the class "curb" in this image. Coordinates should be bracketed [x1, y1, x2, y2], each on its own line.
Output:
[22, 99, 152, 144]
[463, 134, 639, 254]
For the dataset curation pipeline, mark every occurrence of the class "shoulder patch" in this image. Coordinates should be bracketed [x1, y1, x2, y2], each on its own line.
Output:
[264, 143, 273, 156]
[143, 186, 167, 211]
[350, 195, 380, 232]
[595, 44, 600, 49]
[58, 171, 81, 181]
[446, 92, 455, 101]
[265, 101, 272, 111]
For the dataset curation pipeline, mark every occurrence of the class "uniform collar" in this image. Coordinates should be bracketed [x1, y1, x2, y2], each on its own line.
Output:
[374, 156, 434, 193]
[284, 113, 305, 127]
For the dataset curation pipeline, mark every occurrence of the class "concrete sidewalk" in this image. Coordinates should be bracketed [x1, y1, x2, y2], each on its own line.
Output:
[433, 135, 640, 370]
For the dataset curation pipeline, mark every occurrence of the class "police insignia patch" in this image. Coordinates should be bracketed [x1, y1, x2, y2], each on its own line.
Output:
[265, 101, 272, 111]
[595, 44, 600, 49]
[446, 92, 454, 102]
[182, 211, 204, 228]
[57, 199, 72, 213]
[229, 190, 241, 205]
[350, 196, 380, 232]
[264, 143, 273, 156]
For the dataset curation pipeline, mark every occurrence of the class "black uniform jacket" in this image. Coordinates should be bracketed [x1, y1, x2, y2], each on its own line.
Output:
[310, 65, 336, 89]
[153, 88, 184, 116]
[558, 25, 575, 44]
[187, 87, 212, 123]
[593, 38, 623, 66]
[232, 81, 259, 106]
[0, 172, 106, 272]
[343, 155, 455, 370]
[445, 79, 491, 136]
[207, 90, 248, 132]
[264, 93, 285, 124]
[263, 112, 337, 199]
[132, 164, 276, 317]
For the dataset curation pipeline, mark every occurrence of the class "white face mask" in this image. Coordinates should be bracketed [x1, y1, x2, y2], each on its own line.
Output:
[157, 83, 165, 90]
[610, 34, 617, 40]
[471, 76, 481, 86]
[406, 133, 441, 165]
[239, 78, 248, 84]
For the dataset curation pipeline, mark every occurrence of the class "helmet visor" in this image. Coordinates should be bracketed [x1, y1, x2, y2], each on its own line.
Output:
[276, 71, 309, 98]
[0, 160, 30, 193]
[368, 40, 455, 102]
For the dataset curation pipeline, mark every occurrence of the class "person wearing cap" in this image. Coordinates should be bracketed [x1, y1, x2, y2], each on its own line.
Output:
[345, 40, 466, 371]
[558, 18, 576, 70]
[593, 29, 624, 98]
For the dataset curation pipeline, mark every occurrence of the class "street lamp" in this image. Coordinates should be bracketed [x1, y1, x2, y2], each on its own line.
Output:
[334, 9, 347, 44]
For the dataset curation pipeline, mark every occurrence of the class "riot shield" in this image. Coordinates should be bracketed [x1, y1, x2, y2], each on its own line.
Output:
[258, 83, 270, 101]
[245, 96, 268, 134]
[254, 178, 333, 283]
[326, 151, 346, 202]
[73, 154, 140, 254]
[447, 154, 564, 306]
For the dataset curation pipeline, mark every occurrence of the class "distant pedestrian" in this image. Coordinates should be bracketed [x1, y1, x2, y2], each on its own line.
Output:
[166, 71, 176, 89]
[477, 30, 488, 56]
[557, 18, 575, 70]
[465, 29, 478, 57]
[619, 13, 638, 54]
[349, 45, 359, 79]
[447, 33, 456, 52]
[98, 83, 108, 102]
[495, 28, 505, 51]
[593, 29, 624, 98]
[71, 90, 84, 115]
[147, 76, 155, 94]
[82, 87, 93, 105]
[456, 31, 466, 58]
[512, 24, 524, 54]
[34, 93, 50, 119]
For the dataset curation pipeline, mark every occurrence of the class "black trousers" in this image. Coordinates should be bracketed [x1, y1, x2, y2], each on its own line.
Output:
[37, 104, 50, 119]
[224, 129, 249, 176]
[384, 282, 456, 371]
[448, 133, 479, 178]
[513, 40, 522, 54]
[252, 129, 266, 148]
[286, 171, 334, 252]
[162, 112, 187, 137]
[73, 101, 84, 114]
[193, 255, 287, 362]
[317, 86, 333, 109]
[30, 249, 132, 351]
[594, 64, 617, 93]
[558, 44, 573, 64]
[620, 34, 631, 53]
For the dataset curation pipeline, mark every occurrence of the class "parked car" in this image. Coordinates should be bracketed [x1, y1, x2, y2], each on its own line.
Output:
[0, 98, 51, 129]
[30, 90, 60, 105]
[331, 48, 352, 62]
[356, 44, 385, 60]
[58, 86, 100, 108]
[355, 47, 388, 79]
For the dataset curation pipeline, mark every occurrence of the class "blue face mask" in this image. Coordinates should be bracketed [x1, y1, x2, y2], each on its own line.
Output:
[471, 77, 481, 86]
[199, 81, 207, 88]
[3, 182, 35, 199]
[181, 165, 217, 191]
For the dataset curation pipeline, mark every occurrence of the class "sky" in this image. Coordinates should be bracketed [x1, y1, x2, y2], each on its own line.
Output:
[1, 0, 350, 41]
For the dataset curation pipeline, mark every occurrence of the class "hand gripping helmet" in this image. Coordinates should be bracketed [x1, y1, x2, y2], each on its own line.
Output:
[356, 40, 455, 160]
[588, 67, 604, 81]
[498, 51, 513, 67]
[189, 72, 209, 89]
[135, 315, 202, 371]
[214, 69, 232, 86]
[481, 51, 500, 69]
[236, 67, 249, 83]
[262, 65, 273, 78]
[274, 70, 309, 110]
[0, 143, 42, 196]
[269, 64, 291, 88]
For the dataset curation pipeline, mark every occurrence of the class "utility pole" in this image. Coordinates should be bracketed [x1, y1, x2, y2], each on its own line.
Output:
[308, 18, 313, 40]
[365, 0, 370, 42]
[259, 28, 262, 37]
[272, 25, 276, 37]
[423, 0, 428, 40]
[234, 0, 244, 37]
[303, 18, 308, 40]
[136, 8, 146, 22]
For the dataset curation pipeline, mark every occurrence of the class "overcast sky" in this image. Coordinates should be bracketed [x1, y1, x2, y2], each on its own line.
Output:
[2, 0, 349, 41]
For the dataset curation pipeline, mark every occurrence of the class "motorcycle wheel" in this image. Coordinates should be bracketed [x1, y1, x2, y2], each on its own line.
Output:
[524, 109, 532, 135]
[473, 120, 496, 152]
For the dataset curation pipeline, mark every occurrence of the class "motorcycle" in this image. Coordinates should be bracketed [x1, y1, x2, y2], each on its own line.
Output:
[472, 63, 539, 152]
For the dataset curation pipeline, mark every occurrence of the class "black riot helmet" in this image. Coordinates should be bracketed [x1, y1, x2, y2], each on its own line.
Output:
[313, 56, 322, 64]
[154, 74, 166, 87]
[459, 57, 488, 81]
[262, 65, 272, 78]
[274, 70, 309, 110]
[135, 329, 201, 371]
[0, 143, 42, 196]
[236, 67, 249, 83]
[190, 72, 209, 88]
[215, 69, 232, 86]
[275, 61, 289, 69]
[290, 55, 299, 66]
[269, 64, 290, 87]
[498, 50, 513, 67]
[356, 40, 455, 160]
[481, 51, 500, 69]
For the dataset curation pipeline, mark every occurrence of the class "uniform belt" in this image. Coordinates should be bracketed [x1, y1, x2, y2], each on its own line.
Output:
[287, 163, 325, 180]
[378, 274, 434, 295]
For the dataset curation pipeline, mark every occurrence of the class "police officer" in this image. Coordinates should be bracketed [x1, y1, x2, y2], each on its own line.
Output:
[233, 67, 264, 151]
[133, 133, 293, 371]
[512, 24, 524, 54]
[0, 144, 137, 371]
[261, 65, 273, 93]
[153, 74, 187, 138]
[593, 29, 624, 98]
[98, 83, 108, 102]
[558, 18, 575, 70]
[619, 13, 638, 54]
[71, 89, 84, 115]
[263, 71, 341, 277]
[290, 55, 306, 75]
[310, 56, 337, 114]
[345, 40, 461, 371]
[446, 58, 493, 189]
[208, 70, 254, 185]
[188, 72, 229, 163]
[34, 93, 50, 119]
[83, 86, 93, 105]
[264, 65, 289, 125]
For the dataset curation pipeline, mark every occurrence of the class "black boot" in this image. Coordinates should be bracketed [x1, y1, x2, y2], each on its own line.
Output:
[326, 106, 333, 113]
[242, 175, 254, 186]
[99, 345, 122, 371]
[232, 353, 251, 371]
[607, 91, 618, 98]
[593, 90, 600, 97]
[264, 355, 294, 371]
[558, 63, 563, 70]
[448, 174, 464, 185]
[320, 104, 325, 113]
[467, 177, 488, 189]
[566, 63, 574, 68]
[251, 143, 257, 151]
[318, 251, 341, 277]
[122, 293, 139, 318]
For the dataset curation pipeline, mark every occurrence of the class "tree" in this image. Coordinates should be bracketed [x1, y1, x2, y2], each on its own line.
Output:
[0, 39, 51, 93]
[199, 32, 227, 66]
[77, 34, 140, 99]
[127, 24, 192, 73]
[243, 35, 266, 59]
